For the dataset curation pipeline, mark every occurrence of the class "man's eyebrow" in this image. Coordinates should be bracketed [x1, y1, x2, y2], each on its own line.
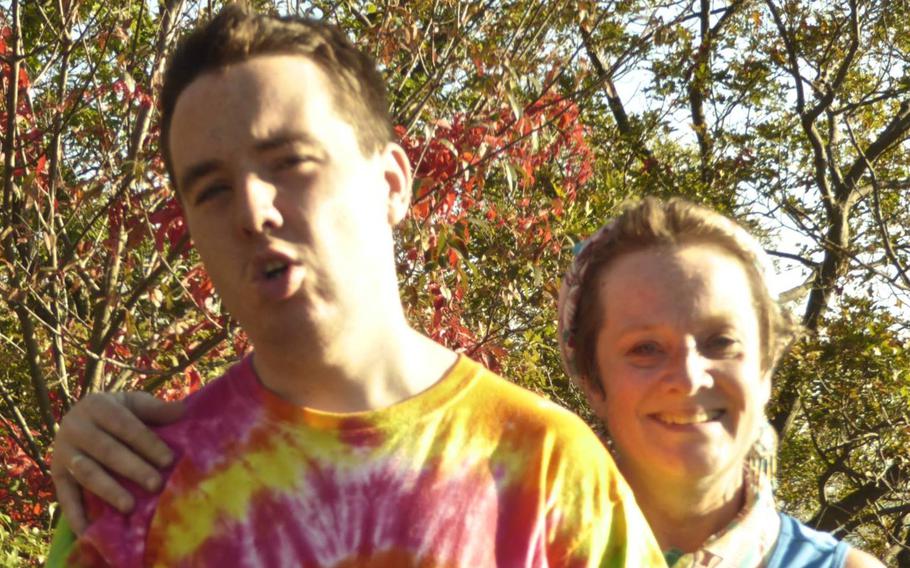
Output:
[179, 160, 221, 195]
[253, 132, 321, 152]
[178, 133, 324, 193]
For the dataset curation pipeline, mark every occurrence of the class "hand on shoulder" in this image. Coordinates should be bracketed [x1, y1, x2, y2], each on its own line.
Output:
[51, 392, 182, 533]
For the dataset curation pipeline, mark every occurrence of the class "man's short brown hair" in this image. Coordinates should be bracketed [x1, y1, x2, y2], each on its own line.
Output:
[160, 3, 393, 189]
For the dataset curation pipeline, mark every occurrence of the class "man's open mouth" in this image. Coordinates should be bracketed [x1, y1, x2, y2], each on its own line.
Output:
[263, 260, 289, 279]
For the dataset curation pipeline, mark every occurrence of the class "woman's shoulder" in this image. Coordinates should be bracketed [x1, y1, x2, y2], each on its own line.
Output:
[767, 513, 847, 567]
[843, 547, 885, 568]
[769, 513, 883, 568]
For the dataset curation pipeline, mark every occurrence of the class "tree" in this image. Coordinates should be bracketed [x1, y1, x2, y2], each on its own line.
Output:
[577, 0, 910, 562]
[1, 0, 908, 564]
[0, 0, 598, 562]
[1, 1, 238, 562]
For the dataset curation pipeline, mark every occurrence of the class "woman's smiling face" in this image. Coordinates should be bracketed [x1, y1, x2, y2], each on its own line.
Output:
[586, 243, 770, 486]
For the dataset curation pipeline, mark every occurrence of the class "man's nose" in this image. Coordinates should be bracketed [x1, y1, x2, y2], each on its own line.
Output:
[235, 173, 283, 237]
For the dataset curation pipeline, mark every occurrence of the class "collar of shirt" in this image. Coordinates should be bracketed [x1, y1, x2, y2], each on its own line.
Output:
[664, 468, 781, 568]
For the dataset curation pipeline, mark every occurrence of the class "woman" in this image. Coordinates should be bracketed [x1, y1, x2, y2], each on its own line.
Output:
[556, 197, 882, 567]
[50, 198, 883, 566]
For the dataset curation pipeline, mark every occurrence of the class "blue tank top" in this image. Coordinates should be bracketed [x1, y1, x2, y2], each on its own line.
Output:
[766, 513, 849, 568]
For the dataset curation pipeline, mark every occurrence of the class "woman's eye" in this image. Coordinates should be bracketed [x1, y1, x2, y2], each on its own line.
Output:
[628, 342, 661, 357]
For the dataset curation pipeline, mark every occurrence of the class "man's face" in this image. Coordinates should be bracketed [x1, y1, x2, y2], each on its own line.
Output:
[168, 55, 410, 345]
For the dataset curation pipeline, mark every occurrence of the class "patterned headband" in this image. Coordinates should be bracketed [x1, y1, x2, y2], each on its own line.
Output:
[556, 220, 616, 383]
[556, 210, 779, 384]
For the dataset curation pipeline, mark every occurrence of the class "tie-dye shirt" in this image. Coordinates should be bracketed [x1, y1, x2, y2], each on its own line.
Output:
[57, 354, 665, 567]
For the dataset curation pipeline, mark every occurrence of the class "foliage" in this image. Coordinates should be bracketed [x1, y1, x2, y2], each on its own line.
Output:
[1, 0, 909, 564]
[774, 297, 910, 557]
[0, 510, 47, 567]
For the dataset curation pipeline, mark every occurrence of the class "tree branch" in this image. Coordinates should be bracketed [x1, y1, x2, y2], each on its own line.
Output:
[842, 99, 910, 205]
[805, 0, 859, 124]
[844, 118, 910, 289]
[691, 3, 711, 178]
[0, 384, 50, 476]
[81, 0, 187, 395]
[809, 462, 905, 535]
[765, 248, 819, 269]
[765, 0, 836, 210]
[135, 326, 231, 393]
[13, 305, 56, 437]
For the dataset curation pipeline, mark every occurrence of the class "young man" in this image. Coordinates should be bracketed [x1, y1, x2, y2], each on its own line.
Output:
[48, 5, 664, 567]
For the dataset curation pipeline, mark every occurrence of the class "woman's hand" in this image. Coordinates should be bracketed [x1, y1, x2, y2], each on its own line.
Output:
[50, 392, 184, 534]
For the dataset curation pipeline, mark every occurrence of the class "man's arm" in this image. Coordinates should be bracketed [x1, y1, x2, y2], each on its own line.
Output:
[50, 392, 183, 533]
[46, 515, 77, 567]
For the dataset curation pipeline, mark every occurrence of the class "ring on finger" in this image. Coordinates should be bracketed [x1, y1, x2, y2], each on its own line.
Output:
[68, 453, 88, 475]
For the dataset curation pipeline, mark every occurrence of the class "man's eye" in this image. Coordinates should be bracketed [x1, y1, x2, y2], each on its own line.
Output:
[704, 335, 739, 354]
[194, 183, 230, 205]
[274, 154, 312, 170]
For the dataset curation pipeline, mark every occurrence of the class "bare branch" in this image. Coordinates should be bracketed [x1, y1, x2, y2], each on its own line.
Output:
[135, 326, 231, 393]
[843, 100, 910, 205]
[844, 118, 910, 289]
[809, 463, 905, 535]
[13, 305, 56, 437]
[805, 0, 859, 123]
[0, 384, 50, 477]
[2, 0, 21, 216]
[578, 20, 675, 193]
[765, 248, 819, 269]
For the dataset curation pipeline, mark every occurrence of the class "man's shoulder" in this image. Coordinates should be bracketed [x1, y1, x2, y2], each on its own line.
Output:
[66, 358, 261, 566]
[459, 357, 603, 446]
[153, 357, 256, 444]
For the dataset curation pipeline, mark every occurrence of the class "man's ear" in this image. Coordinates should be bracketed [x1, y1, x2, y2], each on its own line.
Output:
[382, 142, 413, 226]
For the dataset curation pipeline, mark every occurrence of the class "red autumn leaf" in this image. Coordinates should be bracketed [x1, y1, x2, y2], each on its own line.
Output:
[410, 199, 430, 220]
[17, 67, 30, 90]
[150, 197, 189, 253]
[34, 154, 47, 176]
[184, 266, 215, 307]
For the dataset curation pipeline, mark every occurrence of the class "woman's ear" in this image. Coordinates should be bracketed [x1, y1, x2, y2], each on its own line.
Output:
[759, 367, 773, 407]
[382, 142, 413, 226]
[579, 374, 609, 419]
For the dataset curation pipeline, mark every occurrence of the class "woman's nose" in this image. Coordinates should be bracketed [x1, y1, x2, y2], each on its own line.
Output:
[664, 339, 714, 393]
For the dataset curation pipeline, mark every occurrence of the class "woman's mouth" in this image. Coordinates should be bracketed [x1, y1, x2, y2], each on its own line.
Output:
[651, 409, 725, 426]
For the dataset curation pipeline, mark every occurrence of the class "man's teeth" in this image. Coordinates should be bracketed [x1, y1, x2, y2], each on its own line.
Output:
[264, 260, 288, 276]
[654, 410, 723, 425]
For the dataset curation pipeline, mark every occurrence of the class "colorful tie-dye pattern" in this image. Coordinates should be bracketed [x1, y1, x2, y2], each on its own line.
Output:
[59, 355, 665, 567]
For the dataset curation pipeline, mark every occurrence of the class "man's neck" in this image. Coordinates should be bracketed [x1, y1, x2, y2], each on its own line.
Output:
[622, 462, 745, 553]
[249, 320, 457, 413]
